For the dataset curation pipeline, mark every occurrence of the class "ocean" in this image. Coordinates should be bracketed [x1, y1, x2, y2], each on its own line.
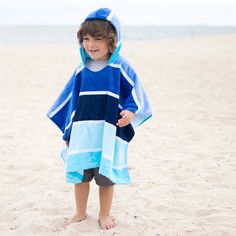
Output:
[0, 25, 236, 44]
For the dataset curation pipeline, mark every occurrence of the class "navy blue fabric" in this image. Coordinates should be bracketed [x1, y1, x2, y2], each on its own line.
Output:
[72, 95, 135, 142]
[116, 108, 135, 142]
[116, 125, 135, 143]
[74, 95, 119, 125]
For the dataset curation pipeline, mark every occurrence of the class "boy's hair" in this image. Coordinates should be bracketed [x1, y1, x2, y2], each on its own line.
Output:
[77, 20, 117, 54]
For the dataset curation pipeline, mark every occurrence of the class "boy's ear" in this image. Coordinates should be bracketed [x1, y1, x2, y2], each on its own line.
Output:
[109, 45, 116, 54]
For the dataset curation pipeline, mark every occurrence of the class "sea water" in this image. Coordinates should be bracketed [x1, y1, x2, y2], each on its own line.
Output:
[0, 25, 236, 45]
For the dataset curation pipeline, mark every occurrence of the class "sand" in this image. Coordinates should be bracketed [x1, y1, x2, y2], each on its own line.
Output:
[0, 34, 236, 236]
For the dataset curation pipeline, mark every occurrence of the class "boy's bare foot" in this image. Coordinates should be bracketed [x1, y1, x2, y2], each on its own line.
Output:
[98, 215, 116, 230]
[63, 214, 87, 227]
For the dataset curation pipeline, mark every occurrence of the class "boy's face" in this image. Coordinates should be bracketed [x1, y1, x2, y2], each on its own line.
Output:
[82, 34, 110, 61]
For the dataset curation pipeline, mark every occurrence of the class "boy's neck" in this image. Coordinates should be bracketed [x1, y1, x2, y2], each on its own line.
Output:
[86, 59, 108, 72]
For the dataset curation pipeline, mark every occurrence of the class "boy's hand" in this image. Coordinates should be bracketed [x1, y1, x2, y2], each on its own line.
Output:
[116, 110, 135, 127]
[65, 140, 69, 147]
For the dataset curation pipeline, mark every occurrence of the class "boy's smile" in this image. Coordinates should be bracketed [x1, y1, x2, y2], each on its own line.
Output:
[83, 34, 110, 61]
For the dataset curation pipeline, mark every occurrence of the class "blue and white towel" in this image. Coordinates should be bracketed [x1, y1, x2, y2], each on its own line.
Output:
[47, 8, 152, 184]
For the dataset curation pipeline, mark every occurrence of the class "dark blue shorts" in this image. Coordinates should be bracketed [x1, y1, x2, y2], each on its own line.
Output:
[82, 168, 114, 186]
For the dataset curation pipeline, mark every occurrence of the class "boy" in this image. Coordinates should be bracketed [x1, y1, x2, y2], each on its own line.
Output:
[47, 8, 152, 230]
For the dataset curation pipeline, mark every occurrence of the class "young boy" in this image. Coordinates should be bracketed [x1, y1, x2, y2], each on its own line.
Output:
[47, 8, 152, 230]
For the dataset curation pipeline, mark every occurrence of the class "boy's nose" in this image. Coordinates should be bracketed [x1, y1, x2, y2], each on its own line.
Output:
[88, 39, 96, 46]
[88, 42, 95, 49]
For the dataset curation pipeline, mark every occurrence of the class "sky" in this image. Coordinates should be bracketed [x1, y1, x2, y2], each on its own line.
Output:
[0, 0, 236, 26]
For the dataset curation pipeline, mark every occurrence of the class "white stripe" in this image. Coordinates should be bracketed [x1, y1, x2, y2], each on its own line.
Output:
[131, 89, 141, 112]
[74, 120, 105, 125]
[79, 91, 119, 99]
[75, 64, 84, 75]
[109, 63, 121, 69]
[106, 11, 114, 21]
[49, 92, 72, 118]
[73, 120, 117, 129]
[120, 67, 134, 86]
[112, 164, 128, 170]
[68, 148, 102, 155]
[65, 110, 76, 130]
[118, 104, 123, 110]
[102, 153, 113, 161]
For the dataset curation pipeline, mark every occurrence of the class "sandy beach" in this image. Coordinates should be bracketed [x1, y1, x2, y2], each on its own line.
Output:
[0, 34, 236, 235]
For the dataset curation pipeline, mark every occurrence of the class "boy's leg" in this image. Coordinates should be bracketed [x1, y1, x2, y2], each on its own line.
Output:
[75, 182, 90, 216]
[64, 182, 89, 226]
[99, 185, 116, 230]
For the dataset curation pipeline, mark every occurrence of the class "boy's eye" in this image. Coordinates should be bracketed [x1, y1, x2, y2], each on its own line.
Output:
[83, 37, 89, 41]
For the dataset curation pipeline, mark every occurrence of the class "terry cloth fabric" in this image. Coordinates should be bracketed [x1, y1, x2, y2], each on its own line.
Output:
[47, 8, 152, 185]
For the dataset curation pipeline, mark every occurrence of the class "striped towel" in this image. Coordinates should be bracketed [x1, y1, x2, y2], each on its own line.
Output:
[47, 8, 152, 184]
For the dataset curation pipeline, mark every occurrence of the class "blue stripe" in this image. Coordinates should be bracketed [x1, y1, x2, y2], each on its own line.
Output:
[47, 70, 82, 134]
[66, 151, 102, 172]
[74, 95, 119, 125]
[119, 72, 132, 105]
[49, 102, 69, 133]
[84, 8, 121, 43]
[118, 68, 138, 112]
[81, 67, 120, 94]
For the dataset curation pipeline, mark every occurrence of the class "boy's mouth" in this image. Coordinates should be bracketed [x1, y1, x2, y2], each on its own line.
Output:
[89, 49, 99, 53]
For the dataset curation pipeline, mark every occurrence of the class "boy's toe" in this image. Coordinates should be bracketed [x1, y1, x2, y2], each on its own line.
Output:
[98, 216, 116, 230]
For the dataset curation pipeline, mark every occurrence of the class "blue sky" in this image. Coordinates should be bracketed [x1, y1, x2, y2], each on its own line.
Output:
[0, 0, 236, 25]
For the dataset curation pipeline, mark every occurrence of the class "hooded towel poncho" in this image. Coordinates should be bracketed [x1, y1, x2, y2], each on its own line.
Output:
[47, 8, 152, 184]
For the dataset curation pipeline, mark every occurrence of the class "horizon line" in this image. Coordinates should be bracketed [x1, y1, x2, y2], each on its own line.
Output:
[1, 24, 236, 27]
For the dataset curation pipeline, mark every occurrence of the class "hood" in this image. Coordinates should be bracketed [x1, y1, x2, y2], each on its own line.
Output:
[79, 8, 121, 65]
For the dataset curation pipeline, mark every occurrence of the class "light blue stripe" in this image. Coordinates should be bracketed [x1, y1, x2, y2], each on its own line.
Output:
[69, 121, 104, 153]
[99, 158, 131, 184]
[66, 171, 84, 184]
[66, 152, 102, 172]
[113, 137, 128, 168]
[61, 120, 132, 185]
[102, 123, 116, 160]
[131, 114, 152, 128]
